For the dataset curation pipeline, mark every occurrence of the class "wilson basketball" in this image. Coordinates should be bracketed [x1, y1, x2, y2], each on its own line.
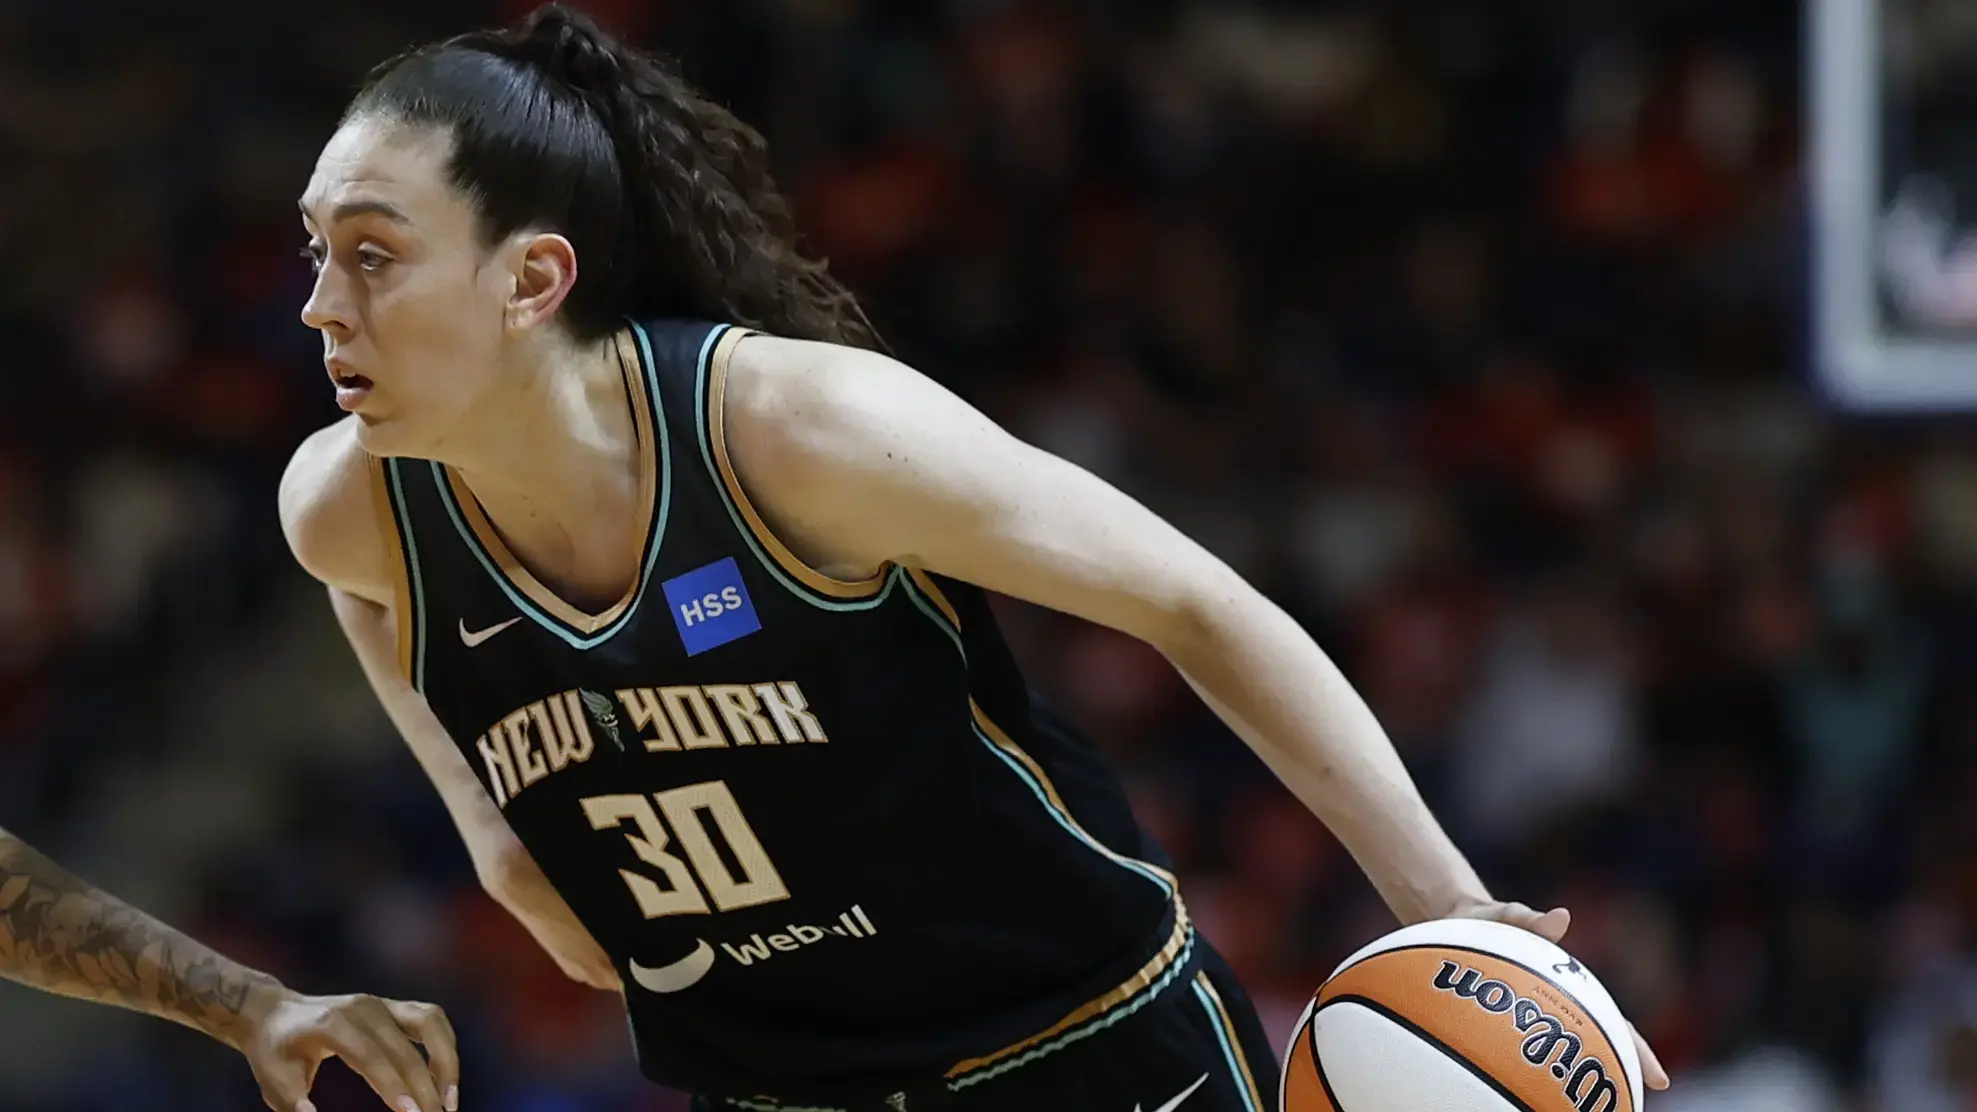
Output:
[1282, 919, 1643, 1112]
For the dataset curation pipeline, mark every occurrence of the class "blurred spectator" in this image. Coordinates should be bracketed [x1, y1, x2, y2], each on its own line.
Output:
[2, 0, 1969, 1109]
[1448, 574, 1641, 855]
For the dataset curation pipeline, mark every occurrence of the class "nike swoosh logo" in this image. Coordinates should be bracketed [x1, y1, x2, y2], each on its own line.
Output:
[629, 939, 716, 994]
[459, 616, 523, 648]
[1135, 1073, 1209, 1112]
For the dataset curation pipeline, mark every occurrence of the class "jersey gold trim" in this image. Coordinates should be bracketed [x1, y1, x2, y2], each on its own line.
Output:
[906, 569, 1181, 890]
[905, 561, 1178, 882]
[945, 901, 1192, 1081]
[907, 568, 1180, 892]
[442, 329, 657, 634]
[367, 452, 417, 683]
[706, 327, 890, 599]
[905, 566, 962, 625]
[1193, 972, 1266, 1112]
[969, 700, 1181, 889]
[900, 566, 1194, 1083]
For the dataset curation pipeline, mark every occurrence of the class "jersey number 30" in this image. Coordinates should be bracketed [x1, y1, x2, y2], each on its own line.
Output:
[581, 781, 789, 917]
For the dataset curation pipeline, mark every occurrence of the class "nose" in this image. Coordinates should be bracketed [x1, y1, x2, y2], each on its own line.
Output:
[301, 266, 354, 337]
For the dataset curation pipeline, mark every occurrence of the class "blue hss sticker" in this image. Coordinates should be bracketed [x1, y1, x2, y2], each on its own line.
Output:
[662, 557, 761, 656]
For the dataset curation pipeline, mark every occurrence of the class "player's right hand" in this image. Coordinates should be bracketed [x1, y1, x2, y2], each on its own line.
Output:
[234, 984, 459, 1112]
[1449, 901, 1671, 1092]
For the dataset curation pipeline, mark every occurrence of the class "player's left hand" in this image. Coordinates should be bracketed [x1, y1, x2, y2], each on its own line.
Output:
[1448, 900, 1671, 1092]
[232, 984, 460, 1112]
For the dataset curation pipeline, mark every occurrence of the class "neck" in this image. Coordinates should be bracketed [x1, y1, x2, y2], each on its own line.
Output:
[435, 329, 645, 609]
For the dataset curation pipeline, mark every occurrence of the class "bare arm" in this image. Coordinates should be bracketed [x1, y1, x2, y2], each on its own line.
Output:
[327, 588, 522, 889]
[281, 420, 618, 991]
[724, 337, 1670, 1089]
[724, 338, 1485, 921]
[0, 827, 462, 1111]
[327, 588, 617, 991]
[0, 827, 274, 1045]
[279, 419, 521, 890]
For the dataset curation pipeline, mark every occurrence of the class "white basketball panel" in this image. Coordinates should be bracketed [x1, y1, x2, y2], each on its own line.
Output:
[1323, 918, 1643, 1099]
[1313, 1001, 1521, 1112]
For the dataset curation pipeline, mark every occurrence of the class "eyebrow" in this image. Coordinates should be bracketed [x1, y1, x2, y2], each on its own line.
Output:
[299, 198, 410, 225]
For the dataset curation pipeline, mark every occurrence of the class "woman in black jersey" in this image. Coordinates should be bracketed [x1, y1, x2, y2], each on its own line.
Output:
[278, 7, 1666, 1112]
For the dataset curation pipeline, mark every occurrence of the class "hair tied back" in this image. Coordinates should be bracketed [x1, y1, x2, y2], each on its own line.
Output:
[509, 4, 623, 98]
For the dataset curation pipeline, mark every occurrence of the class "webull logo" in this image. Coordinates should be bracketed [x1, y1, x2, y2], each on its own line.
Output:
[721, 905, 878, 967]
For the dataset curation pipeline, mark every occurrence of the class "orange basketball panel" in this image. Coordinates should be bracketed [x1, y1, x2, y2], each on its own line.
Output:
[1313, 946, 1634, 1112]
[1281, 1007, 1338, 1112]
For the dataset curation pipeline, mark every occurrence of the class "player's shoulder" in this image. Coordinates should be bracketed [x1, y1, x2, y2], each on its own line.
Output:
[723, 333, 934, 445]
[717, 335, 903, 493]
[278, 416, 390, 603]
[717, 333, 992, 572]
[726, 330, 893, 388]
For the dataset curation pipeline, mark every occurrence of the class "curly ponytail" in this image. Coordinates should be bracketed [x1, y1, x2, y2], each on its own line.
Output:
[345, 4, 882, 350]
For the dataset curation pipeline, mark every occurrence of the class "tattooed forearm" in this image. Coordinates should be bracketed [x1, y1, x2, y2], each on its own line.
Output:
[0, 827, 278, 1046]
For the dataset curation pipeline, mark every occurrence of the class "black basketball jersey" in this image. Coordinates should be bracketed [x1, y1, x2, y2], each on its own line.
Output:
[368, 319, 1194, 1105]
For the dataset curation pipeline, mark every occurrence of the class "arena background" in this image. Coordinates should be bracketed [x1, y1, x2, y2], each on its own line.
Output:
[3, 0, 1973, 1108]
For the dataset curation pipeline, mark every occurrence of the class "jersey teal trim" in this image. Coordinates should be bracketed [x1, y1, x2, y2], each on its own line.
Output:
[971, 722, 1176, 896]
[694, 325, 897, 613]
[429, 319, 672, 651]
[1193, 977, 1264, 1112]
[385, 460, 429, 693]
[898, 574, 1176, 900]
[947, 930, 1194, 1091]
[728, 928, 1188, 1099]
[902, 579, 966, 655]
[899, 574, 1193, 1085]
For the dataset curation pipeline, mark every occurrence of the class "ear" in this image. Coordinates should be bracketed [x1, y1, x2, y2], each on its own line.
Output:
[506, 231, 580, 333]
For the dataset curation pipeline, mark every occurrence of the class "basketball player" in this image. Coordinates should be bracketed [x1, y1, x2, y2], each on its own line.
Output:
[280, 7, 1669, 1111]
[0, 827, 458, 1111]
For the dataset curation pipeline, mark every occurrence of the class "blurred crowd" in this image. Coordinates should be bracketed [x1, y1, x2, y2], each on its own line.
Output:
[5, 0, 1976, 1109]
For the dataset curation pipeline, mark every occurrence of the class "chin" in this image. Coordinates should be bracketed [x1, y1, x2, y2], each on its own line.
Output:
[350, 414, 421, 459]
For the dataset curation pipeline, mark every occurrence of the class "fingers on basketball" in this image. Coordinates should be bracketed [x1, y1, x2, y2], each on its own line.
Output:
[1285, 942, 1638, 1112]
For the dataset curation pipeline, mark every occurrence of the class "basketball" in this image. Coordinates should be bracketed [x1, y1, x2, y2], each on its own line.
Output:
[1282, 919, 1644, 1112]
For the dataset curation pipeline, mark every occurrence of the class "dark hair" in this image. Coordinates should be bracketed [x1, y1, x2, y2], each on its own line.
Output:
[344, 4, 881, 350]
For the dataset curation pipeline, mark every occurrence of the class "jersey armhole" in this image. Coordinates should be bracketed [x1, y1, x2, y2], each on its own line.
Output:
[704, 327, 892, 599]
[366, 453, 422, 686]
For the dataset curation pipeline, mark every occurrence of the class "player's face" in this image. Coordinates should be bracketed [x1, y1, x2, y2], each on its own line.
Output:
[298, 116, 511, 456]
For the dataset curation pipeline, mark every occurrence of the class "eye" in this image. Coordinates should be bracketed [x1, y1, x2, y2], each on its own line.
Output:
[299, 244, 325, 274]
[356, 246, 393, 272]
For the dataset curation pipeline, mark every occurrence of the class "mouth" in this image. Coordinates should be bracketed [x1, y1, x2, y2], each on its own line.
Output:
[328, 365, 375, 411]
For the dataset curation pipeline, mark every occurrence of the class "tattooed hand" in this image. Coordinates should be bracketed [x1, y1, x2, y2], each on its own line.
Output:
[0, 829, 458, 1112]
